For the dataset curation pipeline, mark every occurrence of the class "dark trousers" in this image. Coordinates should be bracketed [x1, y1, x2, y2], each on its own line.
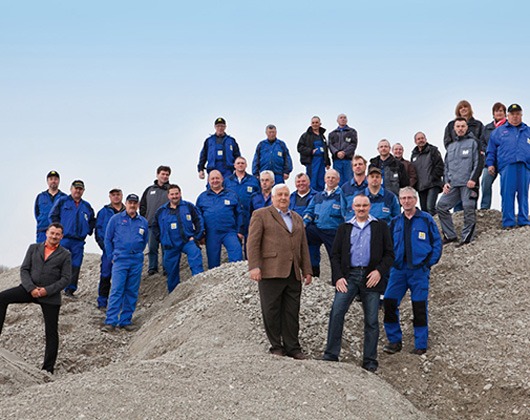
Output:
[0, 285, 60, 373]
[418, 187, 441, 216]
[258, 267, 302, 355]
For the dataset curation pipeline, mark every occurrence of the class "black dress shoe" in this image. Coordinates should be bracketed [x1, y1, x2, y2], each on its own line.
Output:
[270, 349, 286, 357]
[290, 352, 308, 360]
[383, 342, 402, 354]
[410, 348, 427, 355]
[442, 237, 457, 245]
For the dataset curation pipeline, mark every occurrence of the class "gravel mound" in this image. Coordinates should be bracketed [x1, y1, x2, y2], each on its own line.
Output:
[0, 209, 528, 419]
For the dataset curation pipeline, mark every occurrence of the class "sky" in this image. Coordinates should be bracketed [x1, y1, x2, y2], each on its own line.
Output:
[1, 0, 529, 267]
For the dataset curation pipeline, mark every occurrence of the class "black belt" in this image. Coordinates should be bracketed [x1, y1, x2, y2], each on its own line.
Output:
[350, 266, 367, 270]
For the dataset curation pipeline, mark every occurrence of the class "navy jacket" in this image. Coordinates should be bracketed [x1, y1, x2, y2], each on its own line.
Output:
[197, 134, 241, 173]
[224, 173, 260, 233]
[95, 204, 125, 250]
[303, 187, 346, 230]
[49, 195, 95, 241]
[196, 188, 243, 234]
[331, 219, 394, 293]
[289, 189, 318, 216]
[104, 211, 149, 261]
[486, 121, 530, 172]
[34, 190, 67, 234]
[252, 138, 293, 177]
[390, 209, 442, 270]
[328, 126, 358, 160]
[153, 200, 204, 248]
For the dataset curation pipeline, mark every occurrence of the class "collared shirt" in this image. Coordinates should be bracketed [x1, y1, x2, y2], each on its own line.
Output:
[44, 241, 59, 261]
[349, 215, 375, 267]
[275, 207, 293, 232]
[325, 187, 337, 196]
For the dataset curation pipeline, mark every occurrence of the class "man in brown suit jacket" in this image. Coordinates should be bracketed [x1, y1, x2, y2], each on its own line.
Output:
[248, 184, 312, 359]
[0, 223, 71, 373]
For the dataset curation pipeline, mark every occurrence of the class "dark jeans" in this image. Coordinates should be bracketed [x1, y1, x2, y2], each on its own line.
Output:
[418, 187, 441, 216]
[258, 267, 302, 356]
[0, 285, 60, 373]
[147, 230, 163, 272]
[323, 269, 380, 369]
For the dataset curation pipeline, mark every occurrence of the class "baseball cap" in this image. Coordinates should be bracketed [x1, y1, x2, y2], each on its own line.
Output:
[368, 167, 382, 175]
[71, 180, 85, 189]
[507, 104, 522, 113]
[109, 188, 122, 194]
[214, 117, 226, 125]
[47, 170, 60, 179]
[126, 193, 140, 202]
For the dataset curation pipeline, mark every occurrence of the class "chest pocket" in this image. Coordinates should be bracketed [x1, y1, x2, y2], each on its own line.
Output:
[461, 148, 471, 158]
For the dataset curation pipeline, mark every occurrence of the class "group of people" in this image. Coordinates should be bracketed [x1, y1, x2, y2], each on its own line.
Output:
[0, 101, 528, 374]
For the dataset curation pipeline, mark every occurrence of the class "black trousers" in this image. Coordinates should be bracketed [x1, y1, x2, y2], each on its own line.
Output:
[258, 267, 302, 355]
[0, 285, 60, 373]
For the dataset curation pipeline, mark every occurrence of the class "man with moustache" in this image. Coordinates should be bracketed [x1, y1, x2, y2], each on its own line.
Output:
[341, 155, 369, 221]
[49, 180, 95, 298]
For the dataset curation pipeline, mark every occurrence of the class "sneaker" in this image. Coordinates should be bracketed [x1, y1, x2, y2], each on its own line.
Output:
[383, 342, 402, 354]
[119, 324, 138, 332]
[101, 324, 115, 333]
[147, 269, 158, 276]
[410, 348, 427, 355]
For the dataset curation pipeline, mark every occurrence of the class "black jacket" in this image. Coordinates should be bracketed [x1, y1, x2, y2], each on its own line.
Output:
[331, 220, 394, 293]
[369, 155, 409, 197]
[410, 143, 445, 192]
[297, 127, 331, 167]
[20, 243, 71, 306]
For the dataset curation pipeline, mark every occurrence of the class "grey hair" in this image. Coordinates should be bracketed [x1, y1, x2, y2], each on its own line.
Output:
[399, 186, 419, 200]
[259, 170, 275, 182]
[271, 184, 290, 196]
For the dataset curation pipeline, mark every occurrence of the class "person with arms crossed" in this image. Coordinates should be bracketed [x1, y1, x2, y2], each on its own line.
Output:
[34, 170, 67, 243]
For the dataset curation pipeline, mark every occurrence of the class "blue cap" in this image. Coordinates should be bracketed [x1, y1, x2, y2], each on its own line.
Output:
[126, 193, 139, 202]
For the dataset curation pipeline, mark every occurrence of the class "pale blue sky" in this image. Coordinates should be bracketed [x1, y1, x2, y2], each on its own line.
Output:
[1, 1, 529, 266]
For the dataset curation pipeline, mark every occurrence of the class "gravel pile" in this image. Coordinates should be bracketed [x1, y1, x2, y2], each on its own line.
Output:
[0, 209, 528, 419]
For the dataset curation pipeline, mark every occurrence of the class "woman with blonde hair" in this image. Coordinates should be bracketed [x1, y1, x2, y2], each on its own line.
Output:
[443, 100, 484, 149]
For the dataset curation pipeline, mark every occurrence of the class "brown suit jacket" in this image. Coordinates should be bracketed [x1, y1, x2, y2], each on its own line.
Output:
[247, 206, 312, 280]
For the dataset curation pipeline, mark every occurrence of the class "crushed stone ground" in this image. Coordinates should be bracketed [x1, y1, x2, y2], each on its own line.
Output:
[0, 210, 528, 419]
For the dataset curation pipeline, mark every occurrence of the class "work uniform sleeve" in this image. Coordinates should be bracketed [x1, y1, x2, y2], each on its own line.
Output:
[427, 217, 443, 268]
[303, 196, 316, 225]
[49, 197, 63, 224]
[197, 138, 209, 172]
[87, 205, 96, 236]
[284, 144, 293, 175]
[342, 129, 358, 158]
[190, 205, 204, 240]
[470, 141, 482, 183]
[34, 195, 40, 221]
[152, 208, 162, 242]
[252, 144, 260, 177]
[95, 211, 106, 250]
[104, 218, 116, 259]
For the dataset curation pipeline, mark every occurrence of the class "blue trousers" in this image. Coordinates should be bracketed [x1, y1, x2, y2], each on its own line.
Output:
[480, 167, 497, 210]
[384, 267, 430, 350]
[105, 256, 144, 327]
[305, 224, 335, 270]
[163, 241, 204, 293]
[273, 173, 285, 186]
[60, 237, 85, 292]
[36, 231, 47, 243]
[205, 231, 243, 269]
[499, 162, 529, 227]
[306, 157, 325, 192]
[333, 159, 353, 186]
[97, 251, 113, 308]
[323, 269, 380, 369]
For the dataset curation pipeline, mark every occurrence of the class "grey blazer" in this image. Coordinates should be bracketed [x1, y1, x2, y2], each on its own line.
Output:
[20, 243, 72, 305]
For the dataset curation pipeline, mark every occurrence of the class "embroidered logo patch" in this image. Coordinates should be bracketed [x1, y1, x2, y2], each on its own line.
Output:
[462, 149, 470, 155]
[393, 173, 398, 178]
[84, 214, 88, 221]
[247, 186, 253, 193]
[224, 200, 230, 205]
[139, 228, 145, 235]
[186, 214, 191, 221]
[277, 151, 283, 157]
[171, 223, 177, 229]
[150, 190, 156, 195]
[418, 232, 426, 240]
[345, 137, 351, 143]
[217, 150, 223, 156]
[332, 204, 341, 210]
[383, 207, 390, 213]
